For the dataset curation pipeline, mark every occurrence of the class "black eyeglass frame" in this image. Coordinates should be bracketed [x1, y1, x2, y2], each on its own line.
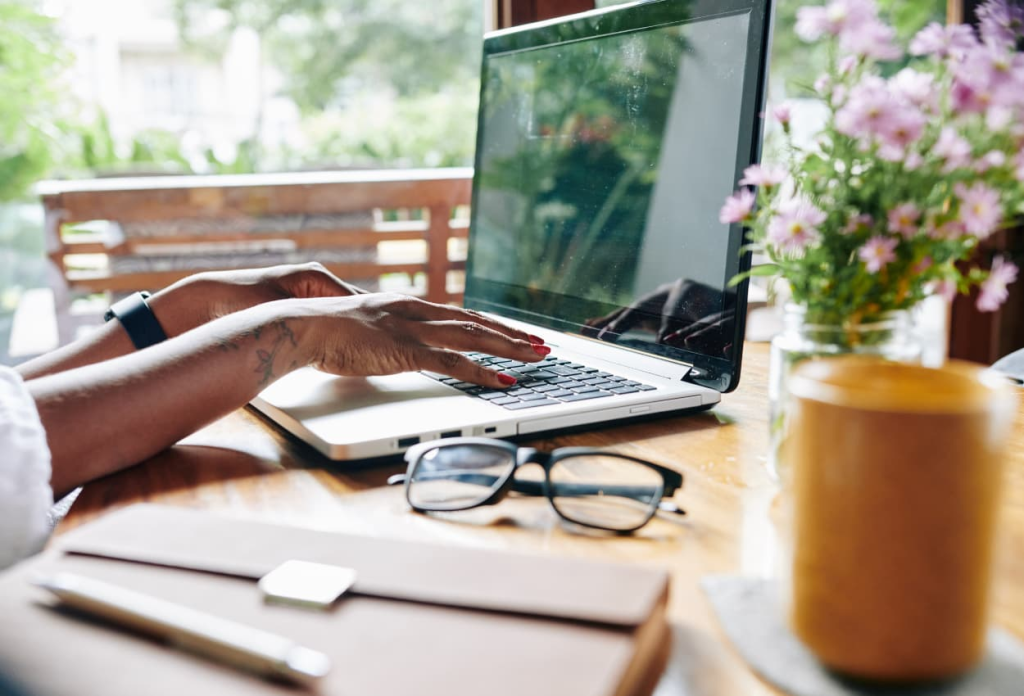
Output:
[390, 437, 685, 533]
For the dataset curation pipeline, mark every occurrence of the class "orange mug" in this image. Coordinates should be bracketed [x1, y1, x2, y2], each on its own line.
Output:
[783, 356, 1018, 682]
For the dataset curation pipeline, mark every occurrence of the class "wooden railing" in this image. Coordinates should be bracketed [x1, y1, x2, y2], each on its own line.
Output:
[38, 168, 473, 344]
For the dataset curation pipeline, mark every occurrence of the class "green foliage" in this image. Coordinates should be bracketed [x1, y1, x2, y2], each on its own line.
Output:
[294, 87, 478, 168]
[0, 1, 66, 201]
[173, 0, 482, 112]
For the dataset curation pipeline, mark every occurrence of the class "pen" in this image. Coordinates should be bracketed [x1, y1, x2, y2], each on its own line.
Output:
[33, 572, 331, 687]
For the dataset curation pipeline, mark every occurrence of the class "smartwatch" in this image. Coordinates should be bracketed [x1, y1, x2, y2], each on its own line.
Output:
[104, 291, 168, 350]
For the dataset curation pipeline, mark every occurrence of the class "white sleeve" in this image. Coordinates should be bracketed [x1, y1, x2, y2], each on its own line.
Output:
[0, 366, 54, 569]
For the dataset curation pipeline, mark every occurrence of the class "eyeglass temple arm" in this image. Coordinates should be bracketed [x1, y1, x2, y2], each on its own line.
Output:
[387, 471, 684, 511]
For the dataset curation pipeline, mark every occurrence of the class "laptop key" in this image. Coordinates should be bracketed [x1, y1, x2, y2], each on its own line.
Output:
[546, 366, 580, 376]
[528, 370, 557, 380]
[519, 392, 550, 401]
[559, 391, 612, 402]
[611, 386, 639, 394]
[594, 381, 620, 389]
[477, 391, 508, 400]
[532, 384, 561, 392]
[506, 388, 535, 396]
[637, 384, 657, 391]
[574, 385, 602, 393]
[451, 381, 478, 390]
[491, 397, 521, 406]
[546, 389, 575, 399]
[502, 398, 560, 410]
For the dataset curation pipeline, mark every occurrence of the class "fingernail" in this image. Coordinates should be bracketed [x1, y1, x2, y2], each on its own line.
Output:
[497, 373, 517, 386]
[528, 334, 545, 345]
[532, 344, 551, 356]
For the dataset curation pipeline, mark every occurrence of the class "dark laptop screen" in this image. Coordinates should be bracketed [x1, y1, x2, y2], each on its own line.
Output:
[465, 0, 770, 392]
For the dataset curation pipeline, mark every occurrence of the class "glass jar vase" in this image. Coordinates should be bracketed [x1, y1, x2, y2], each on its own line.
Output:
[767, 304, 924, 481]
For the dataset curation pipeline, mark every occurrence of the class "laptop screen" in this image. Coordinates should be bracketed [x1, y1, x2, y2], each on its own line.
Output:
[465, 0, 770, 392]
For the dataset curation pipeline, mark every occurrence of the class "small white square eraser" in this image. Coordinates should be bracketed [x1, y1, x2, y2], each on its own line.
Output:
[258, 560, 357, 609]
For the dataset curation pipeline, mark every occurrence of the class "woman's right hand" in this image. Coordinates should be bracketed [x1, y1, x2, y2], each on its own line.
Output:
[287, 293, 550, 389]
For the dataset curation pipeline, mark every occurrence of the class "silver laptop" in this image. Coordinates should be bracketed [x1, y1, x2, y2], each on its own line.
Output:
[251, 0, 772, 460]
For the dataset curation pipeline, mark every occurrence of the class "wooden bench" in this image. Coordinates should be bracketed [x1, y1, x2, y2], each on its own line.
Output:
[38, 168, 472, 345]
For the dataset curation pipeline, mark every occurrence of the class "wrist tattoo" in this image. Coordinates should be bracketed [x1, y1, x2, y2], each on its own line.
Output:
[253, 320, 298, 387]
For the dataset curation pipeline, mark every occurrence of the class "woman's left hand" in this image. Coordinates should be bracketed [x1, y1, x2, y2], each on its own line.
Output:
[149, 262, 365, 336]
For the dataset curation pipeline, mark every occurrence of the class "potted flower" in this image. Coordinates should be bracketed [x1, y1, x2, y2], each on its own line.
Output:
[720, 0, 1024, 472]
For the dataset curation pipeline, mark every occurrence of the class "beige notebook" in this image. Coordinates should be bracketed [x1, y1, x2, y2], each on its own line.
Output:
[0, 505, 670, 696]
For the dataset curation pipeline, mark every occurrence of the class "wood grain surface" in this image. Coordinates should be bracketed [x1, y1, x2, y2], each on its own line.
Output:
[58, 343, 1024, 696]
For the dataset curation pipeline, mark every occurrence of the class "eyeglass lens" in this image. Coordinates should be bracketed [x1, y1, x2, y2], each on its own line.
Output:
[407, 444, 515, 511]
[548, 454, 664, 531]
[408, 445, 664, 530]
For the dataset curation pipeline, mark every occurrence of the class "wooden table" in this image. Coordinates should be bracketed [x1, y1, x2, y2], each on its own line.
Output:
[58, 343, 1024, 696]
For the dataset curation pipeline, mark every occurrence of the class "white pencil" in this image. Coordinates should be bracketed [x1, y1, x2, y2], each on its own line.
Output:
[33, 572, 331, 687]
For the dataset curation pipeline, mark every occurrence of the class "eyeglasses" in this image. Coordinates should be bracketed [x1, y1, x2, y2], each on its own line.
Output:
[387, 437, 685, 533]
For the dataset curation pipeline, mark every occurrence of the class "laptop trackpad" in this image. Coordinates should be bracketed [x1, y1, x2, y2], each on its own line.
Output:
[257, 368, 462, 419]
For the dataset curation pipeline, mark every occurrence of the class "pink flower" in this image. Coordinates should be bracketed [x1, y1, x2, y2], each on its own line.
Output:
[739, 164, 788, 188]
[835, 76, 896, 142]
[912, 257, 933, 275]
[975, 150, 1007, 173]
[977, 256, 1019, 312]
[841, 18, 900, 60]
[909, 22, 977, 58]
[858, 236, 898, 273]
[878, 107, 926, 152]
[1015, 151, 1024, 181]
[932, 278, 958, 302]
[904, 152, 924, 170]
[977, 0, 1024, 49]
[887, 203, 921, 238]
[814, 73, 832, 95]
[766, 196, 827, 254]
[843, 212, 873, 234]
[933, 127, 973, 172]
[795, 0, 876, 41]
[719, 189, 756, 224]
[773, 102, 793, 127]
[837, 55, 859, 75]
[889, 68, 939, 111]
[952, 45, 1024, 113]
[955, 182, 1002, 239]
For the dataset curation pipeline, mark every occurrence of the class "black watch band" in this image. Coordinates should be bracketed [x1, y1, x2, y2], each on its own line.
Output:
[103, 291, 168, 350]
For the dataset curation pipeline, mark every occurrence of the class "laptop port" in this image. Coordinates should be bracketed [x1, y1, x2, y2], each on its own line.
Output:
[397, 436, 420, 448]
[484, 426, 497, 434]
[440, 430, 461, 439]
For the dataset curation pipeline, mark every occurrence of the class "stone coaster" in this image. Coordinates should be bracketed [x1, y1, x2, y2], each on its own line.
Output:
[701, 575, 1024, 696]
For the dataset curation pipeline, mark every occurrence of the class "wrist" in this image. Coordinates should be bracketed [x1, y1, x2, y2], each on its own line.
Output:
[147, 275, 213, 338]
[233, 300, 316, 383]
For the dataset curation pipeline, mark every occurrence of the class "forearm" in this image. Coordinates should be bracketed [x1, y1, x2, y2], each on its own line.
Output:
[27, 302, 305, 497]
[16, 283, 205, 380]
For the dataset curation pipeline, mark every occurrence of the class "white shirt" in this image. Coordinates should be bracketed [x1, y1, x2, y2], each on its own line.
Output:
[0, 366, 54, 569]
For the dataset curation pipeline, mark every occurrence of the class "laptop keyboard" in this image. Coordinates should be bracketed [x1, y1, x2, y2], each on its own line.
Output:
[422, 353, 657, 410]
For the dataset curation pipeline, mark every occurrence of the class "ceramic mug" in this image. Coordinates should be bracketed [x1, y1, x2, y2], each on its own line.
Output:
[783, 356, 1018, 682]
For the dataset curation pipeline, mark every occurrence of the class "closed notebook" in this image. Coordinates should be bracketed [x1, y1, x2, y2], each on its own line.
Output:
[0, 505, 670, 696]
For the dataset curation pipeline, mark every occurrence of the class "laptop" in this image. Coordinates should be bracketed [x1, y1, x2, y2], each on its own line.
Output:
[251, 0, 773, 460]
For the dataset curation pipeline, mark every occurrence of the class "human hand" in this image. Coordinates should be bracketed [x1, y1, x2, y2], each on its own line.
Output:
[149, 262, 365, 337]
[287, 293, 550, 388]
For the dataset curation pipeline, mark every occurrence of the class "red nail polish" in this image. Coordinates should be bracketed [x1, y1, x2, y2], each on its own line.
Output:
[532, 344, 551, 356]
[528, 334, 545, 345]
[497, 373, 517, 386]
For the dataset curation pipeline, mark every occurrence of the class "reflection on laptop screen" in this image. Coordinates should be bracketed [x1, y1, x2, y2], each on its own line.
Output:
[466, 2, 761, 373]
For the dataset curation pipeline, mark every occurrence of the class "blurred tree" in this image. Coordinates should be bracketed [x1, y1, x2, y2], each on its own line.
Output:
[173, 0, 482, 113]
[0, 1, 66, 201]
